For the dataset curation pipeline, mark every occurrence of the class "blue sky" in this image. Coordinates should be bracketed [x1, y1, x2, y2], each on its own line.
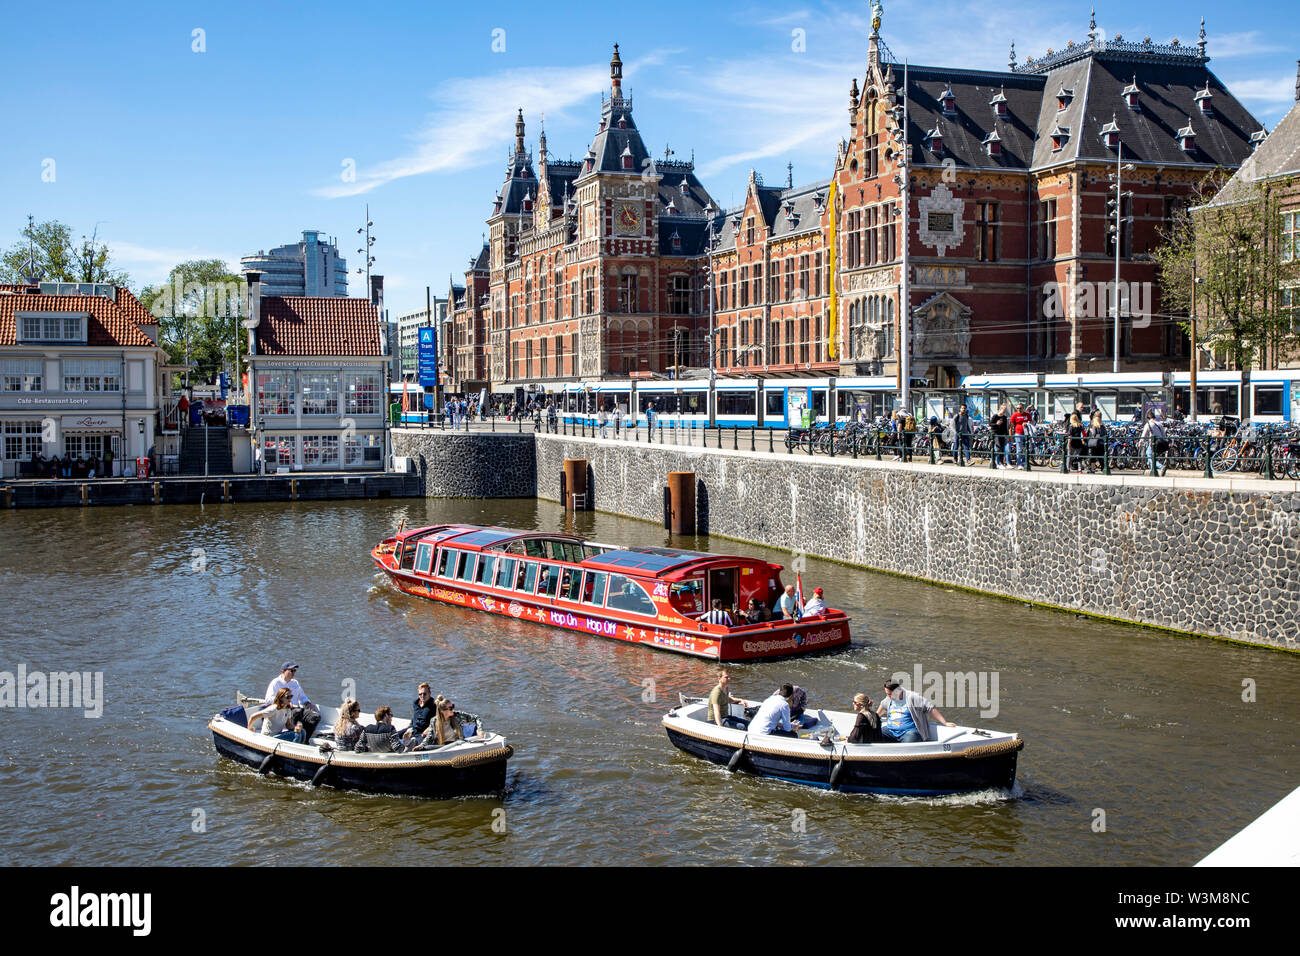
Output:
[2, 0, 1297, 317]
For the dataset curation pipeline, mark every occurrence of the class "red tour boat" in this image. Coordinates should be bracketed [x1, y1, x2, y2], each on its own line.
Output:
[372, 525, 851, 661]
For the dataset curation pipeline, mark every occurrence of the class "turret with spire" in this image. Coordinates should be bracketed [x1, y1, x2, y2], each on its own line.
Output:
[514, 108, 526, 160]
[610, 43, 624, 102]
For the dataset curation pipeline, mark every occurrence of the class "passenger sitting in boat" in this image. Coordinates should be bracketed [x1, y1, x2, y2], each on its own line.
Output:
[264, 662, 321, 742]
[788, 685, 818, 729]
[401, 683, 435, 748]
[248, 688, 305, 743]
[701, 599, 733, 626]
[742, 598, 770, 624]
[847, 694, 886, 743]
[876, 681, 956, 743]
[774, 585, 803, 620]
[412, 696, 464, 749]
[802, 588, 827, 617]
[333, 699, 365, 750]
[708, 670, 744, 728]
[749, 684, 798, 738]
[354, 706, 403, 753]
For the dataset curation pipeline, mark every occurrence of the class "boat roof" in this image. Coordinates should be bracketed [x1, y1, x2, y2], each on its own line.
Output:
[581, 546, 712, 575]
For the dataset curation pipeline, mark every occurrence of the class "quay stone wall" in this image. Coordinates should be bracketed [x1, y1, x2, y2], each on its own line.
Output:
[533, 433, 1300, 651]
[392, 430, 536, 499]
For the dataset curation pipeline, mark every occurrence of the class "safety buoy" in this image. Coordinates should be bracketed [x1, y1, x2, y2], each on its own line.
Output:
[829, 756, 846, 791]
[257, 748, 279, 774]
[726, 745, 746, 773]
[311, 761, 331, 787]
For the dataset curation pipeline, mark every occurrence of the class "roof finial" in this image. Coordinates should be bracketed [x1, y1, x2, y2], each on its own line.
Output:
[1009, 40, 1017, 71]
[870, 1, 883, 38]
[1197, 17, 1207, 57]
[787, 162, 793, 188]
[1089, 8, 1098, 42]
[515, 108, 525, 157]
[610, 43, 623, 99]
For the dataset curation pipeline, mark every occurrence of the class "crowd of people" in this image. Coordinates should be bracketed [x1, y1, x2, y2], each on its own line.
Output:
[696, 584, 829, 627]
[245, 664, 476, 753]
[705, 672, 957, 745]
[26, 450, 114, 479]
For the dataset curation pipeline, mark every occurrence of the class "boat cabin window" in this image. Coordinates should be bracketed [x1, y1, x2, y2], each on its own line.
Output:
[582, 571, 608, 606]
[414, 543, 434, 574]
[605, 574, 657, 617]
[455, 551, 476, 583]
[436, 549, 455, 578]
[523, 539, 545, 558]
[537, 563, 560, 597]
[560, 568, 582, 601]
[475, 554, 497, 585]
[518, 561, 538, 593]
[669, 579, 704, 615]
[495, 557, 517, 589]
[400, 538, 422, 570]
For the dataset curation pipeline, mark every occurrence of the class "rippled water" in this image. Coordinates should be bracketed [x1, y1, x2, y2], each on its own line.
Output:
[0, 497, 1295, 865]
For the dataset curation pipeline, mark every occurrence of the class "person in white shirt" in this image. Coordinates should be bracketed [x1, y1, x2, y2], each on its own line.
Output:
[263, 662, 320, 741]
[749, 684, 797, 737]
[802, 587, 827, 617]
[701, 599, 733, 626]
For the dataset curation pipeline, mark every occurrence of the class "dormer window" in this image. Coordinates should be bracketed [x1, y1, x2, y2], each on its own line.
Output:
[1177, 118, 1196, 152]
[939, 84, 956, 115]
[1050, 125, 1070, 151]
[671, 230, 682, 252]
[665, 198, 677, 215]
[493, 193, 503, 213]
[18, 314, 85, 343]
[1123, 76, 1141, 110]
[618, 114, 628, 130]
[1250, 127, 1268, 151]
[1195, 86, 1213, 115]
[925, 123, 944, 155]
[522, 190, 533, 212]
[813, 192, 825, 212]
[621, 145, 634, 170]
[680, 176, 690, 195]
[704, 201, 716, 216]
[982, 129, 1001, 157]
[1056, 87, 1074, 110]
[989, 87, 1008, 117]
[1100, 115, 1120, 150]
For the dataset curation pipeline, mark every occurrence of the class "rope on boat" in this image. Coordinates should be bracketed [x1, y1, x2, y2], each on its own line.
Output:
[960, 738, 1025, 760]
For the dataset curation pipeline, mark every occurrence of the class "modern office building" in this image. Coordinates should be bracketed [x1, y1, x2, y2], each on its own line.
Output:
[241, 230, 349, 298]
[395, 298, 448, 382]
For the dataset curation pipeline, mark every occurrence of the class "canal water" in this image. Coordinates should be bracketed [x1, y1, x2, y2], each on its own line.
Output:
[0, 497, 1295, 866]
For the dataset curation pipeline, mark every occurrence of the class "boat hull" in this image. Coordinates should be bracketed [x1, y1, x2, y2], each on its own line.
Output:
[210, 721, 510, 798]
[376, 561, 851, 661]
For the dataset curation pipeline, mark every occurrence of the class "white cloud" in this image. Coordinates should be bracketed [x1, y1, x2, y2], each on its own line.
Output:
[1208, 31, 1287, 59]
[1226, 75, 1298, 105]
[110, 241, 238, 287]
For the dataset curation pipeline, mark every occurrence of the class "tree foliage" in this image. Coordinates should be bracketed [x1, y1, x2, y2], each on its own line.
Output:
[1, 220, 131, 286]
[139, 259, 246, 388]
[1153, 173, 1300, 369]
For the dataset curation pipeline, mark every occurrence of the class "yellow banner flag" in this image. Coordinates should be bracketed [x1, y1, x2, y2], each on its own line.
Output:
[827, 182, 838, 360]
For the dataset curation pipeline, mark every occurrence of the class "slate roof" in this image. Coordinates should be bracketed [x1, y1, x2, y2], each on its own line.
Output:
[903, 67, 1047, 170]
[1208, 100, 1300, 206]
[0, 285, 157, 347]
[252, 295, 382, 356]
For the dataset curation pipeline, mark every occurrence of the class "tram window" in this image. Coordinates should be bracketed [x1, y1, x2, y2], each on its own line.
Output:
[495, 557, 517, 589]
[582, 572, 608, 606]
[475, 554, 496, 585]
[437, 549, 455, 578]
[811, 390, 827, 417]
[1115, 390, 1144, 420]
[415, 544, 434, 575]
[519, 562, 537, 593]
[605, 575, 657, 617]
[717, 391, 756, 416]
[682, 393, 704, 414]
[1255, 387, 1284, 417]
[456, 552, 476, 583]
[765, 391, 785, 416]
[537, 564, 560, 597]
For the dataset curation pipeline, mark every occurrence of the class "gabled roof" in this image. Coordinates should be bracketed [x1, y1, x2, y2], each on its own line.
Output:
[903, 66, 1047, 170]
[0, 285, 157, 347]
[252, 295, 382, 356]
[1207, 100, 1300, 206]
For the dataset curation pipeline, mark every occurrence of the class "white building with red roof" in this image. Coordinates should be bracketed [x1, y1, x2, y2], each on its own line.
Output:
[0, 281, 171, 477]
[245, 273, 388, 471]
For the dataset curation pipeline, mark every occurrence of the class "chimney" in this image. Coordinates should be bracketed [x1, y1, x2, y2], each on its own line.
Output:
[245, 270, 262, 355]
[370, 274, 384, 312]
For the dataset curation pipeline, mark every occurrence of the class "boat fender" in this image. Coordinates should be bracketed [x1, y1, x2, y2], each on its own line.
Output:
[311, 758, 332, 788]
[726, 744, 746, 773]
[829, 755, 846, 791]
[257, 745, 281, 774]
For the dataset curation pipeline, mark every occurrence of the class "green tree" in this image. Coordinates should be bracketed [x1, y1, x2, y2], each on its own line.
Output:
[139, 259, 245, 389]
[1, 219, 130, 286]
[1154, 174, 1300, 369]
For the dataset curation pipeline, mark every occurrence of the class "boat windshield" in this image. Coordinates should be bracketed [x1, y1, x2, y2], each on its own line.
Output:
[669, 579, 704, 616]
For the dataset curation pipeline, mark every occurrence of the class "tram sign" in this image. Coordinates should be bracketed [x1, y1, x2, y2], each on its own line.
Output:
[417, 327, 438, 387]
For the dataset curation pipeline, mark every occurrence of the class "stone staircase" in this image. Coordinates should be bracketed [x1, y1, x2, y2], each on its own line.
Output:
[179, 425, 233, 475]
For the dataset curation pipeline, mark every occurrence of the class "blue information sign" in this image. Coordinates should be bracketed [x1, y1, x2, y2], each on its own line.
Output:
[417, 327, 438, 387]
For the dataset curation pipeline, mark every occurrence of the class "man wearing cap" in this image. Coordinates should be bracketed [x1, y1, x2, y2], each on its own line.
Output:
[264, 662, 321, 742]
[802, 588, 827, 617]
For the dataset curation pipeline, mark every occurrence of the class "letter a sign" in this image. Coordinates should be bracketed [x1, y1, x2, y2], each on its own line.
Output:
[417, 327, 438, 387]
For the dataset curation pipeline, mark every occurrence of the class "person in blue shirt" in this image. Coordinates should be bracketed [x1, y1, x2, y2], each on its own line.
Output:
[774, 585, 803, 620]
[876, 680, 956, 743]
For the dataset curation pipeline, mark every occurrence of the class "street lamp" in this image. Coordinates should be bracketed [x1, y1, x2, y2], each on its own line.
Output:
[1107, 149, 1136, 373]
[1190, 263, 1205, 421]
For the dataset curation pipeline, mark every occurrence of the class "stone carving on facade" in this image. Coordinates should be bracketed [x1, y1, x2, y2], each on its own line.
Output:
[917, 184, 965, 257]
[912, 291, 971, 358]
[844, 268, 896, 292]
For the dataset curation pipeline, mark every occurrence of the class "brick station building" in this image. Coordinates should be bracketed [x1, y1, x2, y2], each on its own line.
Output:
[449, 18, 1264, 390]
